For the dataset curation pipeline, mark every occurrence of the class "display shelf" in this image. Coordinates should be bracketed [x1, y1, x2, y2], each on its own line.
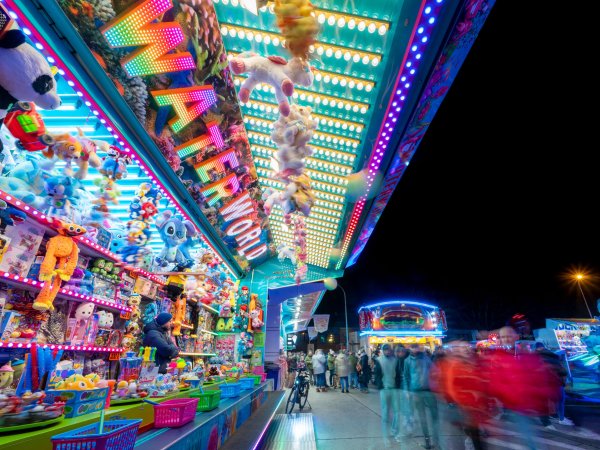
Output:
[0, 272, 133, 313]
[199, 303, 219, 315]
[125, 266, 166, 285]
[179, 352, 217, 357]
[0, 189, 120, 263]
[0, 341, 123, 352]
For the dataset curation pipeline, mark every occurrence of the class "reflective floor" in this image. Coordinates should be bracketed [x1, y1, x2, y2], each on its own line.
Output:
[274, 386, 600, 450]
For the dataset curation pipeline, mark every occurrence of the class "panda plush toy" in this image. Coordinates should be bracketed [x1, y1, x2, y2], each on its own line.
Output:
[0, 27, 61, 127]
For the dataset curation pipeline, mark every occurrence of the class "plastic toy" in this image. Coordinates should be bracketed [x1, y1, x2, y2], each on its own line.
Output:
[0, 27, 61, 127]
[32, 219, 86, 311]
[2, 101, 55, 151]
[229, 53, 314, 117]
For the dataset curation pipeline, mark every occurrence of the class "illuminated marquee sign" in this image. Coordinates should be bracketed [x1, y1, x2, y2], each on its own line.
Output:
[63, 0, 271, 265]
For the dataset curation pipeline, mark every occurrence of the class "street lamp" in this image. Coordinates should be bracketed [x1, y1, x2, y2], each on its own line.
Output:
[573, 273, 594, 319]
[324, 278, 349, 351]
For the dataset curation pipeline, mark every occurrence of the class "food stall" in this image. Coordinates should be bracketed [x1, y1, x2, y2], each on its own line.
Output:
[0, 0, 494, 447]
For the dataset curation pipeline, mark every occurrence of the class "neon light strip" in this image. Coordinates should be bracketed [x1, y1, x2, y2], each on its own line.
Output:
[3, 2, 237, 279]
[200, 329, 218, 335]
[0, 341, 124, 352]
[360, 331, 445, 337]
[337, 0, 445, 269]
[251, 391, 287, 450]
[179, 352, 217, 356]
[357, 300, 439, 312]
[0, 189, 120, 263]
[177, 122, 224, 159]
[1, 271, 133, 313]
[101, 0, 195, 77]
[152, 86, 217, 133]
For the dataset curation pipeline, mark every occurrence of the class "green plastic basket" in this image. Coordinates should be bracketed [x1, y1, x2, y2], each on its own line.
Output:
[189, 390, 221, 412]
[246, 375, 261, 386]
[225, 377, 238, 383]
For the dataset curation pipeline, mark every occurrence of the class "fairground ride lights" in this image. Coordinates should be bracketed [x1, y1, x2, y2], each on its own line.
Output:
[360, 331, 445, 337]
[100, 0, 266, 261]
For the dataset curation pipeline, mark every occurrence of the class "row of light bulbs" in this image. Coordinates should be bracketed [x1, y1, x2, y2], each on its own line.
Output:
[220, 25, 381, 67]
[260, 178, 345, 204]
[253, 156, 349, 187]
[248, 131, 357, 163]
[250, 145, 354, 175]
[243, 115, 360, 148]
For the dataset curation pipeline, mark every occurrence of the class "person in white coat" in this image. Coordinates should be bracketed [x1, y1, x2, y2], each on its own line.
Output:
[312, 349, 328, 392]
[335, 350, 351, 393]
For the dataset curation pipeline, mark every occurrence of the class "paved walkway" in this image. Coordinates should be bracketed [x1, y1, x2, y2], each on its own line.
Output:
[276, 386, 600, 450]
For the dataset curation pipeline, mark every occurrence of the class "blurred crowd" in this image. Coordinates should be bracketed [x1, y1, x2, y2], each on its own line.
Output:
[283, 326, 573, 450]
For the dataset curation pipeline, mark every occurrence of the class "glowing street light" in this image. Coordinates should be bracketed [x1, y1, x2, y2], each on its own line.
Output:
[573, 272, 594, 319]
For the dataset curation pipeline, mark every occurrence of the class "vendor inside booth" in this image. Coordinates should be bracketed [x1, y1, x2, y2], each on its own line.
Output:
[358, 300, 447, 354]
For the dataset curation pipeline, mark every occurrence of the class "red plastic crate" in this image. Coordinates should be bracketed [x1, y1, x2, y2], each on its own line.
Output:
[153, 398, 198, 428]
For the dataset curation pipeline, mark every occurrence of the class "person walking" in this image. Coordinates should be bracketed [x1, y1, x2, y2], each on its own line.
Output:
[535, 342, 573, 427]
[393, 345, 412, 438]
[404, 344, 439, 450]
[305, 351, 314, 385]
[335, 349, 351, 393]
[374, 344, 402, 447]
[142, 312, 179, 374]
[312, 349, 327, 392]
[286, 352, 298, 388]
[348, 351, 359, 389]
[327, 349, 337, 389]
[358, 349, 371, 392]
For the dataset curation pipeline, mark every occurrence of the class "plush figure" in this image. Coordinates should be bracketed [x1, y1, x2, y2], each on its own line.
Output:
[100, 145, 131, 180]
[92, 177, 120, 216]
[271, 104, 317, 147]
[154, 210, 196, 268]
[274, 0, 319, 59]
[108, 226, 127, 255]
[250, 308, 264, 330]
[32, 220, 86, 311]
[229, 53, 314, 117]
[172, 294, 187, 337]
[0, 199, 26, 232]
[45, 129, 104, 179]
[0, 362, 14, 389]
[0, 27, 61, 126]
[276, 243, 296, 265]
[143, 301, 158, 325]
[70, 302, 95, 344]
[0, 158, 51, 208]
[44, 175, 75, 220]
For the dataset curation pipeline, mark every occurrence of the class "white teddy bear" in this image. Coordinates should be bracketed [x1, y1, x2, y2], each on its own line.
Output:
[229, 53, 314, 117]
[271, 104, 317, 147]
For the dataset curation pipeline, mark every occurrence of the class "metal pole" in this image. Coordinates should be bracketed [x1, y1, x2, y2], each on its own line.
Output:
[576, 281, 594, 319]
[339, 285, 349, 351]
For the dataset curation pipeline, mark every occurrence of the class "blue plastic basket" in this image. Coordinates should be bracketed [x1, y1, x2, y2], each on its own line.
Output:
[219, 382, 241, 398]
[51, 419, 142, 450]
[238, 377, 255, 390]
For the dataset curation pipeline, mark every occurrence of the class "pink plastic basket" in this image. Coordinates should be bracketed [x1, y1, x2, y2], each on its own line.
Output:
[51, 419, 141, 450]
[153, 398, 199, 428]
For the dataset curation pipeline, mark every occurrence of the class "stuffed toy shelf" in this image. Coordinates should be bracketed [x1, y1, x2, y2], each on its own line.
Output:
[0, 341, 124, 353]
[0, 272, 132, 313]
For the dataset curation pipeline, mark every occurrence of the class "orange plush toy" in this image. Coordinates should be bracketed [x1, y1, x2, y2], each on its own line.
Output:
[33, 220, 86, 311]
[172, 293, 187, 336]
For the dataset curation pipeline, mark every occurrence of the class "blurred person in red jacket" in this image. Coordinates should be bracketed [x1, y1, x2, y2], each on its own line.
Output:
[486, 327, 560, 450]
[431, 341, 489, 450]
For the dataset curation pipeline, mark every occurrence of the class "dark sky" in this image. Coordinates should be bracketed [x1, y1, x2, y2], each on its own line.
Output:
[316, 1, 598, 331]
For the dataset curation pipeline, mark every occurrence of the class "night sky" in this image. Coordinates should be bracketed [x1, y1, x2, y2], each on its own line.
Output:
[315, 1, 598, 332]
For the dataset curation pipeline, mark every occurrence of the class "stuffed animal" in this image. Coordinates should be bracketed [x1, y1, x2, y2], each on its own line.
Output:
[32, 219, 86, 311]
[271, 104, 317, 147]
[229, 53, 314, 117]
[100, 145, 131, 180]
[143, 301, 158, 325]
[0, 158, 51, 209]
[154, 210, 196, 268]
[273, 0, 319, 59]
[45, 129, 104, 179]
[276, 243, 296, 265]
[250, 308, 264, 330]
[0, 26, 61, 126]
[44, 175, 76, 220]
[172, 294, 187, 336]
[0, 199, 26, 232]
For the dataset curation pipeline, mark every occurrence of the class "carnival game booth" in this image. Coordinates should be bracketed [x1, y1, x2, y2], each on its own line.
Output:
[0, 0, 495, 447]
[358, 300, 447, 353]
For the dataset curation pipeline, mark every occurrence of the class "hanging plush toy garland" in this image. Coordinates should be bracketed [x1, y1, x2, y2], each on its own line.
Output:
[232, 0, 319, 283]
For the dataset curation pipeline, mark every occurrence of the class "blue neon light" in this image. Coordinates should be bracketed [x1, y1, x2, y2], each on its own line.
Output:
[360, 330, 445, 337]
[357, 300, 439, 312]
